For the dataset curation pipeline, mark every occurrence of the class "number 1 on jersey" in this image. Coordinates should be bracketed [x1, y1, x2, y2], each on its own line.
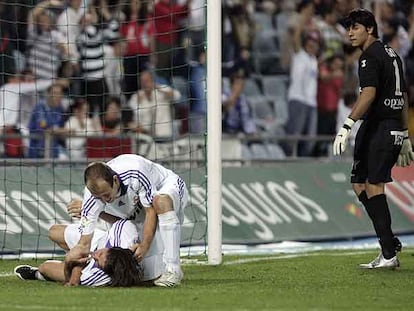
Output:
[393, 59, 402, 96]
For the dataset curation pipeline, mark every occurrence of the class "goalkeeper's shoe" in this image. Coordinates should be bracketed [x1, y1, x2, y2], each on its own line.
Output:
[14, 265, 38, 280]
[154, 268, 183, 287]
[394, 237, 402, 253]
[359, 253, 400, 269]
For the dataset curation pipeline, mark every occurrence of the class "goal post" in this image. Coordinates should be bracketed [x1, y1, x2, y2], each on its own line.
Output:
[206, 0, 222, 265]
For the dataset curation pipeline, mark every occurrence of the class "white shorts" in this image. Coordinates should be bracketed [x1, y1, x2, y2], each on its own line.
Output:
[64, 224, 108, 251]
[156, 175, 188, 224]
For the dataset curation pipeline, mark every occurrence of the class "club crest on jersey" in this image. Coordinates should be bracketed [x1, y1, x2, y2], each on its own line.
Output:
[361, 59, 367, 67]
[80, 216, 90, 229]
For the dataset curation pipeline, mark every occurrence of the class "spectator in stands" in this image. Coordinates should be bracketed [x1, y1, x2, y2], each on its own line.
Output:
[76, 5, 118, 117]
[189, 49, 206, 134]
[93, 0, 124, 96]
[222, 0, 255, 63]
[56, 0, 85, 65]
[101, 96, 123, 135]
[314, 54, 344, 157]
[153, 0, 192, 81]
[255, 0, 278, 15]
[0, 4, 16, 87]
[56, 0, 86, 97]
[283, 32, 320, 157]
[64, 98, 102, 160]
[406, 6, 414, 127]
[222, 70, 256, 136]
[28, 83, 69, 159]
[381, 17, 411, 62]
[0, 71, 69, 157]
[187, 0, 206, 62]
[26, 0, 71, 80]
[127, 70, 181, 138]
[316, 4, 347, 61]
[222, 47, 252, 78]
[374, 1, 411, 61]
[279, 0, 319, 71]
[120, 0, 155, 100]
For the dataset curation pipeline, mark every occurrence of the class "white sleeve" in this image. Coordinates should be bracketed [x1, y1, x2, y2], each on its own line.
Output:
[79, 188, 104, 235]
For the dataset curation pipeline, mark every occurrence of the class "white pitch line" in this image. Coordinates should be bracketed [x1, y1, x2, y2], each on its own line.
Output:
[180, 250, 374, 266]
[0, 272, 14, 277]
[0, 304, 78, 310]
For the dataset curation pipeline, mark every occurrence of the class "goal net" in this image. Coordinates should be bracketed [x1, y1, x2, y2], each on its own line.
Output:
[0, 0, 210, 259]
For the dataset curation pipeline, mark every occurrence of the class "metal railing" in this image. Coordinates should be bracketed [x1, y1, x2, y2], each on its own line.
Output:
[0, 131, 352, 167]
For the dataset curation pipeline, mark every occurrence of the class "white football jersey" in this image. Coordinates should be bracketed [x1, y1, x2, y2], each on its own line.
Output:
[77, 219, 164, 286]
[80, 154, 179, 235]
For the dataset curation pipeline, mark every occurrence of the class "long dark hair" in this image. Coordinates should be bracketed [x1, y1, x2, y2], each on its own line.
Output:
[103, 247, 143, 287]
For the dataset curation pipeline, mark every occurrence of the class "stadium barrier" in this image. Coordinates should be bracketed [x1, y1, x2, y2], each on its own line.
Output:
[1, 161, 413, 255]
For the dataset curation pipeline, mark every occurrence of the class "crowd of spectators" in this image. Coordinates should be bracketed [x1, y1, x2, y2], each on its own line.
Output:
[0, 0, 413, 160]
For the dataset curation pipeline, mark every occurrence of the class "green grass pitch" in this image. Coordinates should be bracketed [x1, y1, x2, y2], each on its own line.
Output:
[1, 249, 414, 310]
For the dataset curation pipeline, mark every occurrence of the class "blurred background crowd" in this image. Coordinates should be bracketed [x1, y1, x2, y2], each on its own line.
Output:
[0, 0, 413, 160]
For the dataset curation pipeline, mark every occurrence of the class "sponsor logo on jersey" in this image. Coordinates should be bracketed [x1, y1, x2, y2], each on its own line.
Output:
[383, 98, 404, 110]
[361, 59, 367, 67]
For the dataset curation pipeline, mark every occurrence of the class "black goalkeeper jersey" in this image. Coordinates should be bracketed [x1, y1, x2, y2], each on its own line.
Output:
[358, 40, 407, 121]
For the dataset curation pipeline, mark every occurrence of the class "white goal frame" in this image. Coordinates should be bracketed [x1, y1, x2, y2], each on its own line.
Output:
[207, 0, 222, 265]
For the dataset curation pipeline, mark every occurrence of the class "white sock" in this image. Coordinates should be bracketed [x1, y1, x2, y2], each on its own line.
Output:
[158, 211, 181, 274]
[35, 271, 46, 281]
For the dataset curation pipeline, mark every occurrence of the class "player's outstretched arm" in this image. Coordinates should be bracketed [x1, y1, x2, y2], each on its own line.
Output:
[131, 207, 157, 261]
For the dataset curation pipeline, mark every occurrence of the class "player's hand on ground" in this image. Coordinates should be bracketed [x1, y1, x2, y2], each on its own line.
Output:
[397, 131, 414, 167]
[131, 242, 149, 262]
[67, 199, 82, 218]
[333, 117, 355, 156]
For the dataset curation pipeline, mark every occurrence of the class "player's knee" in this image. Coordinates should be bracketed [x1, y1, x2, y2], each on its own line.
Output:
[48, 224, 66, 244]
[153, 194, 173, 214]
[38, 262, 47, 275]
[352, 183, 365, 196]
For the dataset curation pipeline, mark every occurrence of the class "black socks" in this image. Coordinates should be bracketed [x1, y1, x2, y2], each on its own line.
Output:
[361, 192, 396, 259]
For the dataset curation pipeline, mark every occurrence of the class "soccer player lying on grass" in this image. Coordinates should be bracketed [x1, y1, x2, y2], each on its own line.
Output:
[14, 219, 165, 287]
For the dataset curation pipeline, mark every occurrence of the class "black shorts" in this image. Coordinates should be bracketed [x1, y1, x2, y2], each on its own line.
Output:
[351, 119, 403, 184]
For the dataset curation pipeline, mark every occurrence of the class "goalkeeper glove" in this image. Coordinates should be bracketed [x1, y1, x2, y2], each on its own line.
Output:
[333, 117, 355, 156]
[396, 130, 414, 167]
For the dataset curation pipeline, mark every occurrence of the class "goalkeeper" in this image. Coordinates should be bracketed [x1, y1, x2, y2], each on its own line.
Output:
[333, 9, 414, 269]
